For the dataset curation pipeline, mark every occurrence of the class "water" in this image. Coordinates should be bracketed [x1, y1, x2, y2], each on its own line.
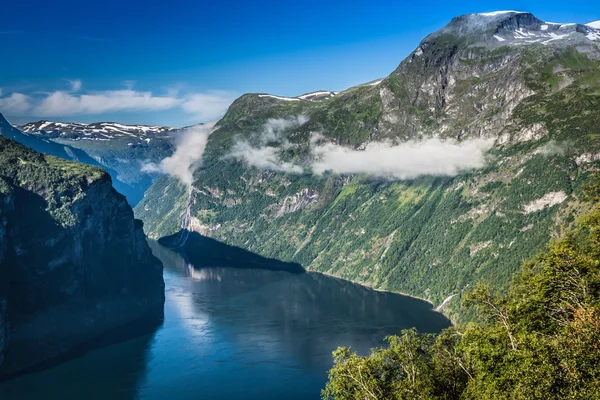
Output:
[0, 243, 450, 400]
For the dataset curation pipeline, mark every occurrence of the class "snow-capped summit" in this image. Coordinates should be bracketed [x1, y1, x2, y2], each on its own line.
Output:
[587, 21, 600, 29]
[296, 91, 337, 101]
[18, 120, 177, 141]
[425, 11, 600, 49]
[477, 11, 524, 17]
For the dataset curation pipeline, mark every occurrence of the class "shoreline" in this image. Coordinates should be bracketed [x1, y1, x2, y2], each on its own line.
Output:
[311, 270, 439, 309]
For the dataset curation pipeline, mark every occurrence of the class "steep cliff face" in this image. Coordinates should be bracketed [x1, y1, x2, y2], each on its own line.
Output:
[136, 11, 600, 320]
[0, 135, 164, 377]
[0, 187, 11, 368]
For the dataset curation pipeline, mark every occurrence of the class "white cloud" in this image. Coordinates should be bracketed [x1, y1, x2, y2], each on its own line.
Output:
[181, 91, 239, 121]
[67, 79, 82, 92]
[225, 116, 308, 173]
[35, 89, 180, 116]
[228, 140, 304, 173]
[0, 80, 236, 121]
[0, 93, 32, 114]
[260, 115, 309, 143]
[225, 115, 493, 179]
[142, 122, 217, 185]
[310, 138, 494, 178]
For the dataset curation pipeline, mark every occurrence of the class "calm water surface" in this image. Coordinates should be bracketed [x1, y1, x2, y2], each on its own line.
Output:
[0, 243, 450, 400]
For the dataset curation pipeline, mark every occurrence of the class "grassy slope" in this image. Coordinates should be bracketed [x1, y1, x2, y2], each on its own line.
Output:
[136, 44, 600, 321]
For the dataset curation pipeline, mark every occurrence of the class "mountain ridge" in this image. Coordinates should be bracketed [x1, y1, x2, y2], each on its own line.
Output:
[136, 10, 600, 322]
[0, 134, 164, 377]
[0, 114, 176, 206]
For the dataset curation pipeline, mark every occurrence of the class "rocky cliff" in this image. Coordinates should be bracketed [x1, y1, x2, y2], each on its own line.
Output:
[0, 135, 164, 377]
[136, 11, 600, 321]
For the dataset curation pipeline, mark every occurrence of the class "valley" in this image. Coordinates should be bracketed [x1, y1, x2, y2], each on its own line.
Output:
[1, 8, 600, 399]
[136, 11, 600, 322]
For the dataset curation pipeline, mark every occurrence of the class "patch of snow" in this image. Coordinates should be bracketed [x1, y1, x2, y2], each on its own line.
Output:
[523, 191, 568, 214]
[366, 79, 384, 86]
[297, 91, 334, 100]
[258, 94, 301, 102]
[541, 24, 548, 31]
[478, 11, 522, 17]
[542, 32, 569, 45]
[415, 47, 423, 56]
[514, 28, 537, 38]
[494, 35, 506, 42]
[587, 31, 600, 41]
[586, 21, 600, 29]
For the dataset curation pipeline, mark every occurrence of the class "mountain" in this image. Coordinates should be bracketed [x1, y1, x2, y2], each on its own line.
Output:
[18, 120, 176, 141]
[1, 116, 178, 206]
[0, 135, 164, 377]
[136, 11, 600, 321]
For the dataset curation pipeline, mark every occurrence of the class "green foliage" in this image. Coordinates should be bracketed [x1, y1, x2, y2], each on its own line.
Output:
[323, 200, 600, 399]
[0, 136, 106, 227]
[136, 43, 600, 323]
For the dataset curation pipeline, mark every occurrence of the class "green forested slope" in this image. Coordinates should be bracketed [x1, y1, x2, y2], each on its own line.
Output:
[136, 12, 600, 320]
[322, 186, 600, 399]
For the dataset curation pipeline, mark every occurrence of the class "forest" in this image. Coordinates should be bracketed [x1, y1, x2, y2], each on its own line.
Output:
[322, 183, 600, 399]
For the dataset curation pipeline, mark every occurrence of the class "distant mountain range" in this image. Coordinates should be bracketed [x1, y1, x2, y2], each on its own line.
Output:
[18, 120, 177, 141]
[0, 115, 179, 206]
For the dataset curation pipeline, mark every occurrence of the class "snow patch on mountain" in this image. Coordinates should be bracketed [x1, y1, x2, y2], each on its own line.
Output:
[478, 11, 523, 17]
[17, 120, 177, 141]
[258, 94, 301, 102]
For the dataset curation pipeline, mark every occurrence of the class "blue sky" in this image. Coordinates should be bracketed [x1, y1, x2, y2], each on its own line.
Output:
[1, 0, 599, 127]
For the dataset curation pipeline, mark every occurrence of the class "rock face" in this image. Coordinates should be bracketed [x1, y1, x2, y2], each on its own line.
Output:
[136, 11, 600, 321]
[0, 135, 164, 377]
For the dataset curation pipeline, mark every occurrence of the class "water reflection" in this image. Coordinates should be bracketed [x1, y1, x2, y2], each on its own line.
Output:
[151, 242, 450, 376]
[0, 331, 156, 400]
[0, 242, 450, 400]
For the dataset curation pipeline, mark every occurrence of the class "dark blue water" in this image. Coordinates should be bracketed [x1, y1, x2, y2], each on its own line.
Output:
[0, 244, 450, 400]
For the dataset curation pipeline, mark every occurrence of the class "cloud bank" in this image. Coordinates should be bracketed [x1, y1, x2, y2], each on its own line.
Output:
[0, 80, 237, 122]
[142, 122, 217, 185]
[226, 116, 494, 179]
[225, 116, 308, 173]
[311, 138, 494, 179]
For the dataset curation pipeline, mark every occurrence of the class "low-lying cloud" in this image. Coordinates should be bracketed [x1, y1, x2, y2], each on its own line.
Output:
[311, 138, 494, 178]
[228, 141, 304, 173]
[0, 80, 237, 121]
[225, 116, 309, 173]
[142, 122, 217, 185]
[226, 116, 494, 179]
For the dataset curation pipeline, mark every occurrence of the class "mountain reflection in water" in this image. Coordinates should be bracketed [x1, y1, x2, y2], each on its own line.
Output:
[0, 242, 450, 400]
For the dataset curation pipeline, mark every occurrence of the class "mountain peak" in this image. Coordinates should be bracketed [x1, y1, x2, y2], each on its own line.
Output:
[421, 11, 600, 51]
[587, 20, 600, 29]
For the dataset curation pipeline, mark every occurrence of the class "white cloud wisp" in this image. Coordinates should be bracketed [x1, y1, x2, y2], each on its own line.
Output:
[142, 122, 217, 185]
[0, 81, 237, 122]
[225, 116, 494, 179]
[311, 138, 494, 179]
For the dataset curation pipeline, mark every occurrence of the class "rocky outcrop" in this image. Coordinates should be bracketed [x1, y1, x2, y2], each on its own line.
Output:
[0, 136, 164, 378]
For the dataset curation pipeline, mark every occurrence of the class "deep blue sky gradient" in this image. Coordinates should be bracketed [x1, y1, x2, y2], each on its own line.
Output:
[1, 0, 599, 126]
